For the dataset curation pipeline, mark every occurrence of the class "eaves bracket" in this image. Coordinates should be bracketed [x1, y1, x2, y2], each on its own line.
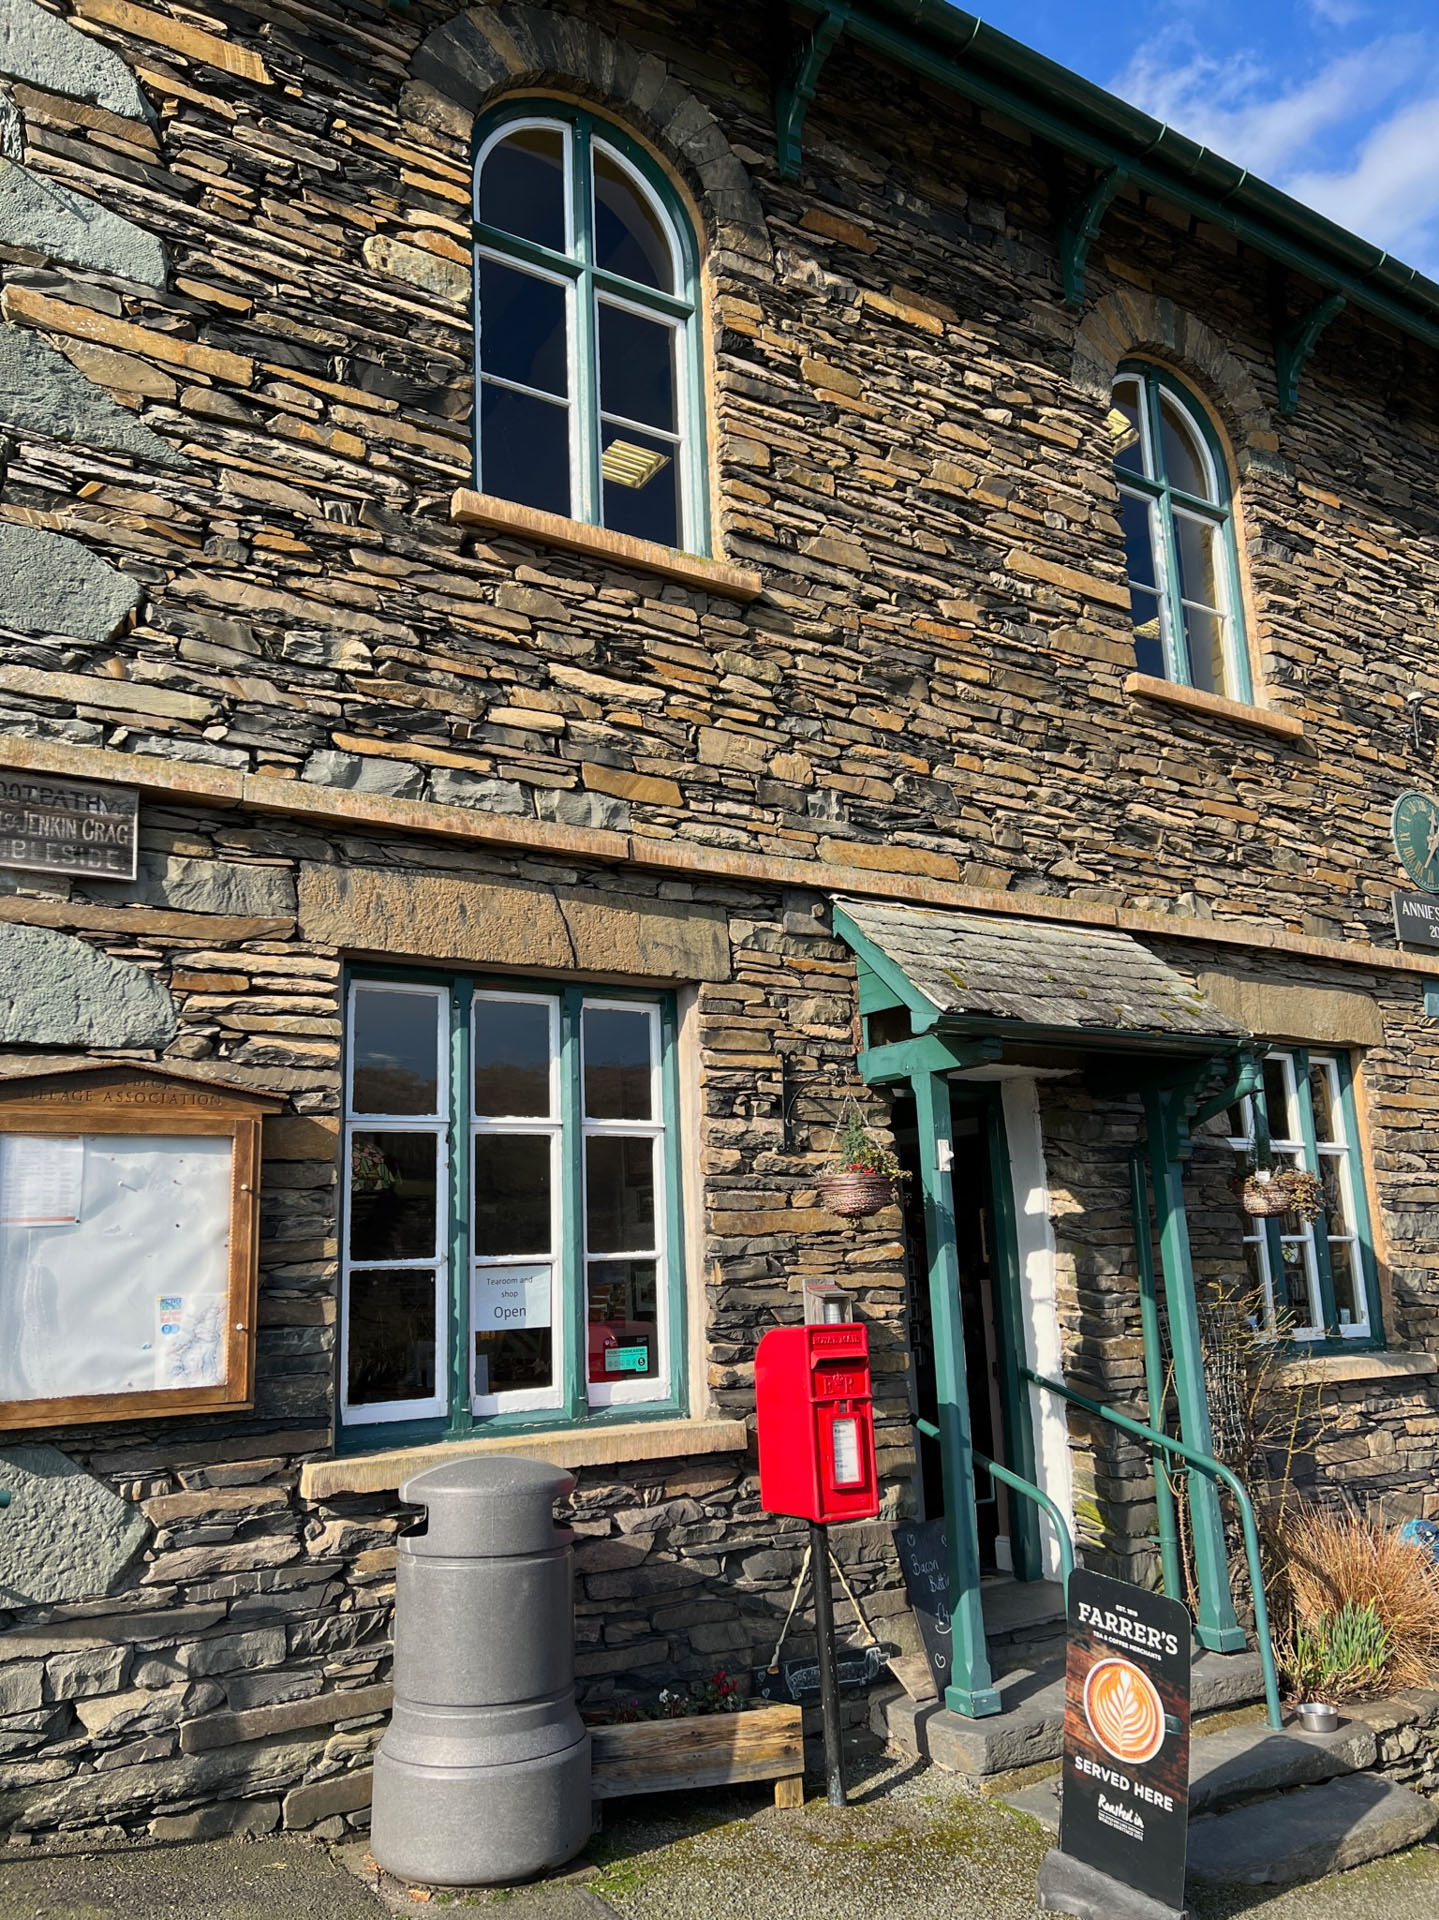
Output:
[775, 3, 847, 180]
[1060, 165, 1127, 307]
[1276, 291, 1345, 416]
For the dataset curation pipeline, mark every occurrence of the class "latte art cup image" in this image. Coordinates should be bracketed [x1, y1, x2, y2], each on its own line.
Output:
[1083, 1656, 1166, 1766]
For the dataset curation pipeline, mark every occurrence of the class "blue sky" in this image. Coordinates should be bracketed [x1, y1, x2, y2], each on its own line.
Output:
[967, 0, 1439, 281]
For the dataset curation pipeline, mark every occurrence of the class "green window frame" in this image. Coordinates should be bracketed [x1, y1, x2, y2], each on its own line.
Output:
[340, 968, 688, 1451]
[1111, 362, 1252, 704]
[1225, 1047, 1383, 1348]
[472, 99, 711, 556]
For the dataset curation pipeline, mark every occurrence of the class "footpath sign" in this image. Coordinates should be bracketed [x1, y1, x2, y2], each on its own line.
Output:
[1039, 1568, 1193, 1920]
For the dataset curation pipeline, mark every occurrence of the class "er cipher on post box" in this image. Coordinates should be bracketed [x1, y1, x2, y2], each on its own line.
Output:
[755, 1322, 879, 1525]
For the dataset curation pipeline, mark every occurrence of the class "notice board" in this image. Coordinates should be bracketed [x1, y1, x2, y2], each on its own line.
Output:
[0, 1064, 279, 1428]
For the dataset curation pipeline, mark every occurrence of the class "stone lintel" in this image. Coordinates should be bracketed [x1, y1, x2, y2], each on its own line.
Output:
[1196, 971, 1384, 1047]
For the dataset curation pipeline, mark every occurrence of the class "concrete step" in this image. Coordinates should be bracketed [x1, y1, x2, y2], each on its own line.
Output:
[874, 1647, 1265, 1779]
[981, 1576, 1066, 1649]
[998, 1713, 1379, 1832]
[1187, 1772, 1438, 1885]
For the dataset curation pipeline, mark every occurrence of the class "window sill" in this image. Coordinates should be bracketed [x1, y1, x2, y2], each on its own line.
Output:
[450, 491, 763, 603]
[1123, 672, 1304, 741]
[1270, 1349, 1437, 1389]
[299, 1414, 749, 1500]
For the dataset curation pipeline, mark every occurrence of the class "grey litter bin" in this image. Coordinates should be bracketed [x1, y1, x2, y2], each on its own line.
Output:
[370, 1456, 591, 1886]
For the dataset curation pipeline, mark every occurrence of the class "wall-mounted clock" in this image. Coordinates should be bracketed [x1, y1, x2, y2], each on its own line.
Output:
[1392, 791, 1439, 892]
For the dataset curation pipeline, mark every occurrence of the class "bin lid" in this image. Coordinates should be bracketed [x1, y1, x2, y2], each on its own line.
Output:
[398, 1454, 576, 1557]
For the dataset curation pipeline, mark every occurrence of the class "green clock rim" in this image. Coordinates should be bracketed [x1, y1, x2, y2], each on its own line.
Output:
[1391, 789, 1439, 893]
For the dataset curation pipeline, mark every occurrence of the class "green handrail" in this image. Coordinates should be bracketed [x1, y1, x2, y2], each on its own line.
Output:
[1022, 1369, 1283, 1731]
[912, 1417, 1075, 1587]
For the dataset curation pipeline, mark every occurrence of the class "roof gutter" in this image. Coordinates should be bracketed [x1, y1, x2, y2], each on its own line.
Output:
[791, 0, 1439, 356]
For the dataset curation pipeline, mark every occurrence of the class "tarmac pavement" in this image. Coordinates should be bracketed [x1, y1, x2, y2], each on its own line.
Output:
[2, 1759, 1438, 1920]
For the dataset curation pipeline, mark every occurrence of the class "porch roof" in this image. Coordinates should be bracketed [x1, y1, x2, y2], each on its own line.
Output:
[834, 898, 1249, 1051]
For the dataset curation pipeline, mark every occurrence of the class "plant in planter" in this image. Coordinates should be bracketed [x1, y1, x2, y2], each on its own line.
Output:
[817, 1109, 907, 1220]
[1237, 1162, 1324, 1222]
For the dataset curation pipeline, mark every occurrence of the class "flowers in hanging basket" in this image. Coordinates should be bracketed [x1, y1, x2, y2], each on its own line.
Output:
[1239, 1164, 1324, 1222]
[817, 1110, 907, 1220]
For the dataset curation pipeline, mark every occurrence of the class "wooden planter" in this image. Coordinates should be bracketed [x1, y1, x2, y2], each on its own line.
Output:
[817, 1168, 895, 1219]
[590, 1703, 805, 1809]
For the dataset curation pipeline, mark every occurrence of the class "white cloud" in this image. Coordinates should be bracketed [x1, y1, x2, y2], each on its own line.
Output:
[1112, 35, 1421, 176]
[1306, 0, 1369, 27]
[1110, 31, 1439, 276]
[1288, 93, 1439, 270]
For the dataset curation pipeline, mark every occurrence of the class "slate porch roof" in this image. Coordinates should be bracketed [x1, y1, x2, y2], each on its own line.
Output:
[835, 898, 1249, 1044]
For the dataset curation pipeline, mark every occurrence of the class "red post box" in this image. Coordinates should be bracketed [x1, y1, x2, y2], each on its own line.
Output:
[755, 1322, 879, 1524]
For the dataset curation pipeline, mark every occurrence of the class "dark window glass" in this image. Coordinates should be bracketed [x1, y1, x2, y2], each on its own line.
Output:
[598, 304, 677, 431]
[593, 148, 673, 291]
[474, 999, 553, 1118]
[348, 1268, 436, 1405]
[349, 1132, 438, 1262]
[583, 1008, 653, 1119]
[478, 126, 566, 254]
[1160, 392, 1208, 498]
[478, 259, 568, 396]
[1263, 1059, 1290, 1133]
[480, 382, 570, 516]
[587, 1258, 657, 1382]
[1121, 491, 1158, 590]
[475, 1325, 553, 1395]
[1110, 379, 1144, 476]
[1329, 1240, 1360, 1323]
[472, 1133, 552, 1256]
[351, 989, 440, 1116]
[601, 425, 680, 547]
[586, 1135, 656, 1253]
[1127, 586, 1165, 679]
[1183, 607, 1224, 696]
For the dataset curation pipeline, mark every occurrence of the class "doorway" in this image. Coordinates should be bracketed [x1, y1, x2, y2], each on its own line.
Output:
[893, 1082, 1041, 1580]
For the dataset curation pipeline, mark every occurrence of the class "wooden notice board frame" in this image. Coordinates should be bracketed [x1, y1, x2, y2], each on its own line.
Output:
[0, 1063, 281, 1430]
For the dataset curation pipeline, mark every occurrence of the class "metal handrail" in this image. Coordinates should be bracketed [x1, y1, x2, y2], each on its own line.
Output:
[1022, 1369, 1282, 1730]
[912, 1416, 1075, 1587]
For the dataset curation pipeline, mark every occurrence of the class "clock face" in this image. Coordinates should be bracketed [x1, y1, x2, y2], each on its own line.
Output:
[1392, 791, 1439, 892]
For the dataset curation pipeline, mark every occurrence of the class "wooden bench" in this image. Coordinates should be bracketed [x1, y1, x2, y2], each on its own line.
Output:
[589, 1703, 805, 1809]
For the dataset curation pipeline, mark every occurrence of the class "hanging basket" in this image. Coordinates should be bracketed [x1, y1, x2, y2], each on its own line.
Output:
[1239, 1168, 1323, 1221]
[817, 1168, 896, 1219]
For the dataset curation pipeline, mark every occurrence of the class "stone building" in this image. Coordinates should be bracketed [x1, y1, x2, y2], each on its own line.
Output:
[0, 0, 1437, 1840]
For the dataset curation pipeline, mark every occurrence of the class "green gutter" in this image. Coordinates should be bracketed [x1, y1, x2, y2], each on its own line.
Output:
[793, 0, 1439, 356]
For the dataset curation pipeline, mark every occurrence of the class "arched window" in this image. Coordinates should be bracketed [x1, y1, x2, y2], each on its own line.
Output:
[1110, 365, 1251, 703]
[473, 103, 707, 556]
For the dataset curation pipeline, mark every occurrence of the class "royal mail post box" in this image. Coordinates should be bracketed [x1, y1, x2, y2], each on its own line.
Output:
[755, 1322, 879, 1524]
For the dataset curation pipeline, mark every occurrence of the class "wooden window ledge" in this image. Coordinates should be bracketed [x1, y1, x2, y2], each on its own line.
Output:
[300, 1415, 749, 1500]
[451, 490, 763, 602]
[1270, 1349, 1437, 1390]
[1124, 672, 1304, 741]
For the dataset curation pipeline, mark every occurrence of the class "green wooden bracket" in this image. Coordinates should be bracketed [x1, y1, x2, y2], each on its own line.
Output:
[775, 3, 847, 180]
[1060, 165, 1127, 307]
[858, 1033, 1001, 1085]
[1276, 292, 1345, 416]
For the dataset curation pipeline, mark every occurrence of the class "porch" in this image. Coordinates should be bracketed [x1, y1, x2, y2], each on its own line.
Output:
[833, 897, 1272, 1722]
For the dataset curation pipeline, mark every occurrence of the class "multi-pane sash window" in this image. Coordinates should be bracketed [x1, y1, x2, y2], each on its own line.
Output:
[473, 103, 707, 554]
[1111, 364, 1251, 703]
[342, 977, 683, 1437]
[1225, 1049, 1380, 1342]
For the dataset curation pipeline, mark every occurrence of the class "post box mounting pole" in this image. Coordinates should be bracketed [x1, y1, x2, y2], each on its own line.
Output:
[809, 1517, 846, 1807]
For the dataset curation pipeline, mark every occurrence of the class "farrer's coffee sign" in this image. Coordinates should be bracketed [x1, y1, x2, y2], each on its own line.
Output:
[0, 776, 137, 881]
[1056, 1569, 1192, 1912]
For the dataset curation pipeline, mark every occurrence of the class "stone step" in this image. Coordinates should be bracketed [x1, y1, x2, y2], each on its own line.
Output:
[998, 1713, 1379, 1831]
[874, 1647, 1265, 1779]
[1187, 1772, 1438, 1885]
[981, 1576, 1067, 1651]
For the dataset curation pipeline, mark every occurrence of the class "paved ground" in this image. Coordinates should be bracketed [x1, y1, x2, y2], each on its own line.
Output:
[3, 1761, 1439, 1920]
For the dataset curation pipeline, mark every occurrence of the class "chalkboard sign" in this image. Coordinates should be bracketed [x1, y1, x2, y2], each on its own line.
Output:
[893, 1517, 952, 1691]
[751, 1643, 888, 1703]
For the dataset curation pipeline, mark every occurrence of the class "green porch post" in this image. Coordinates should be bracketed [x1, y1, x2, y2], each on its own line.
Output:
[1143, 1085, 1245, 1652]
[1128, 1148, 1183, 1605]
[913, 1069, 1000, 1718]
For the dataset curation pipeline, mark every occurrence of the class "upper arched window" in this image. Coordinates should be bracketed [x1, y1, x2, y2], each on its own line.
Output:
[1110, 365, 1251, 704]
[473, 104, 707, 556]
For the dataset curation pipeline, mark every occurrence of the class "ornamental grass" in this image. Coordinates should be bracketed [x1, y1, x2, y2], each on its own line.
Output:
[1276, 1503, 1439, 1700]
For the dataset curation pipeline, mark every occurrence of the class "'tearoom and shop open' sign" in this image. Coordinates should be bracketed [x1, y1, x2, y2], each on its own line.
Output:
[0, 776, 137, 881]
[1054, 1569, 1193, 1913]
